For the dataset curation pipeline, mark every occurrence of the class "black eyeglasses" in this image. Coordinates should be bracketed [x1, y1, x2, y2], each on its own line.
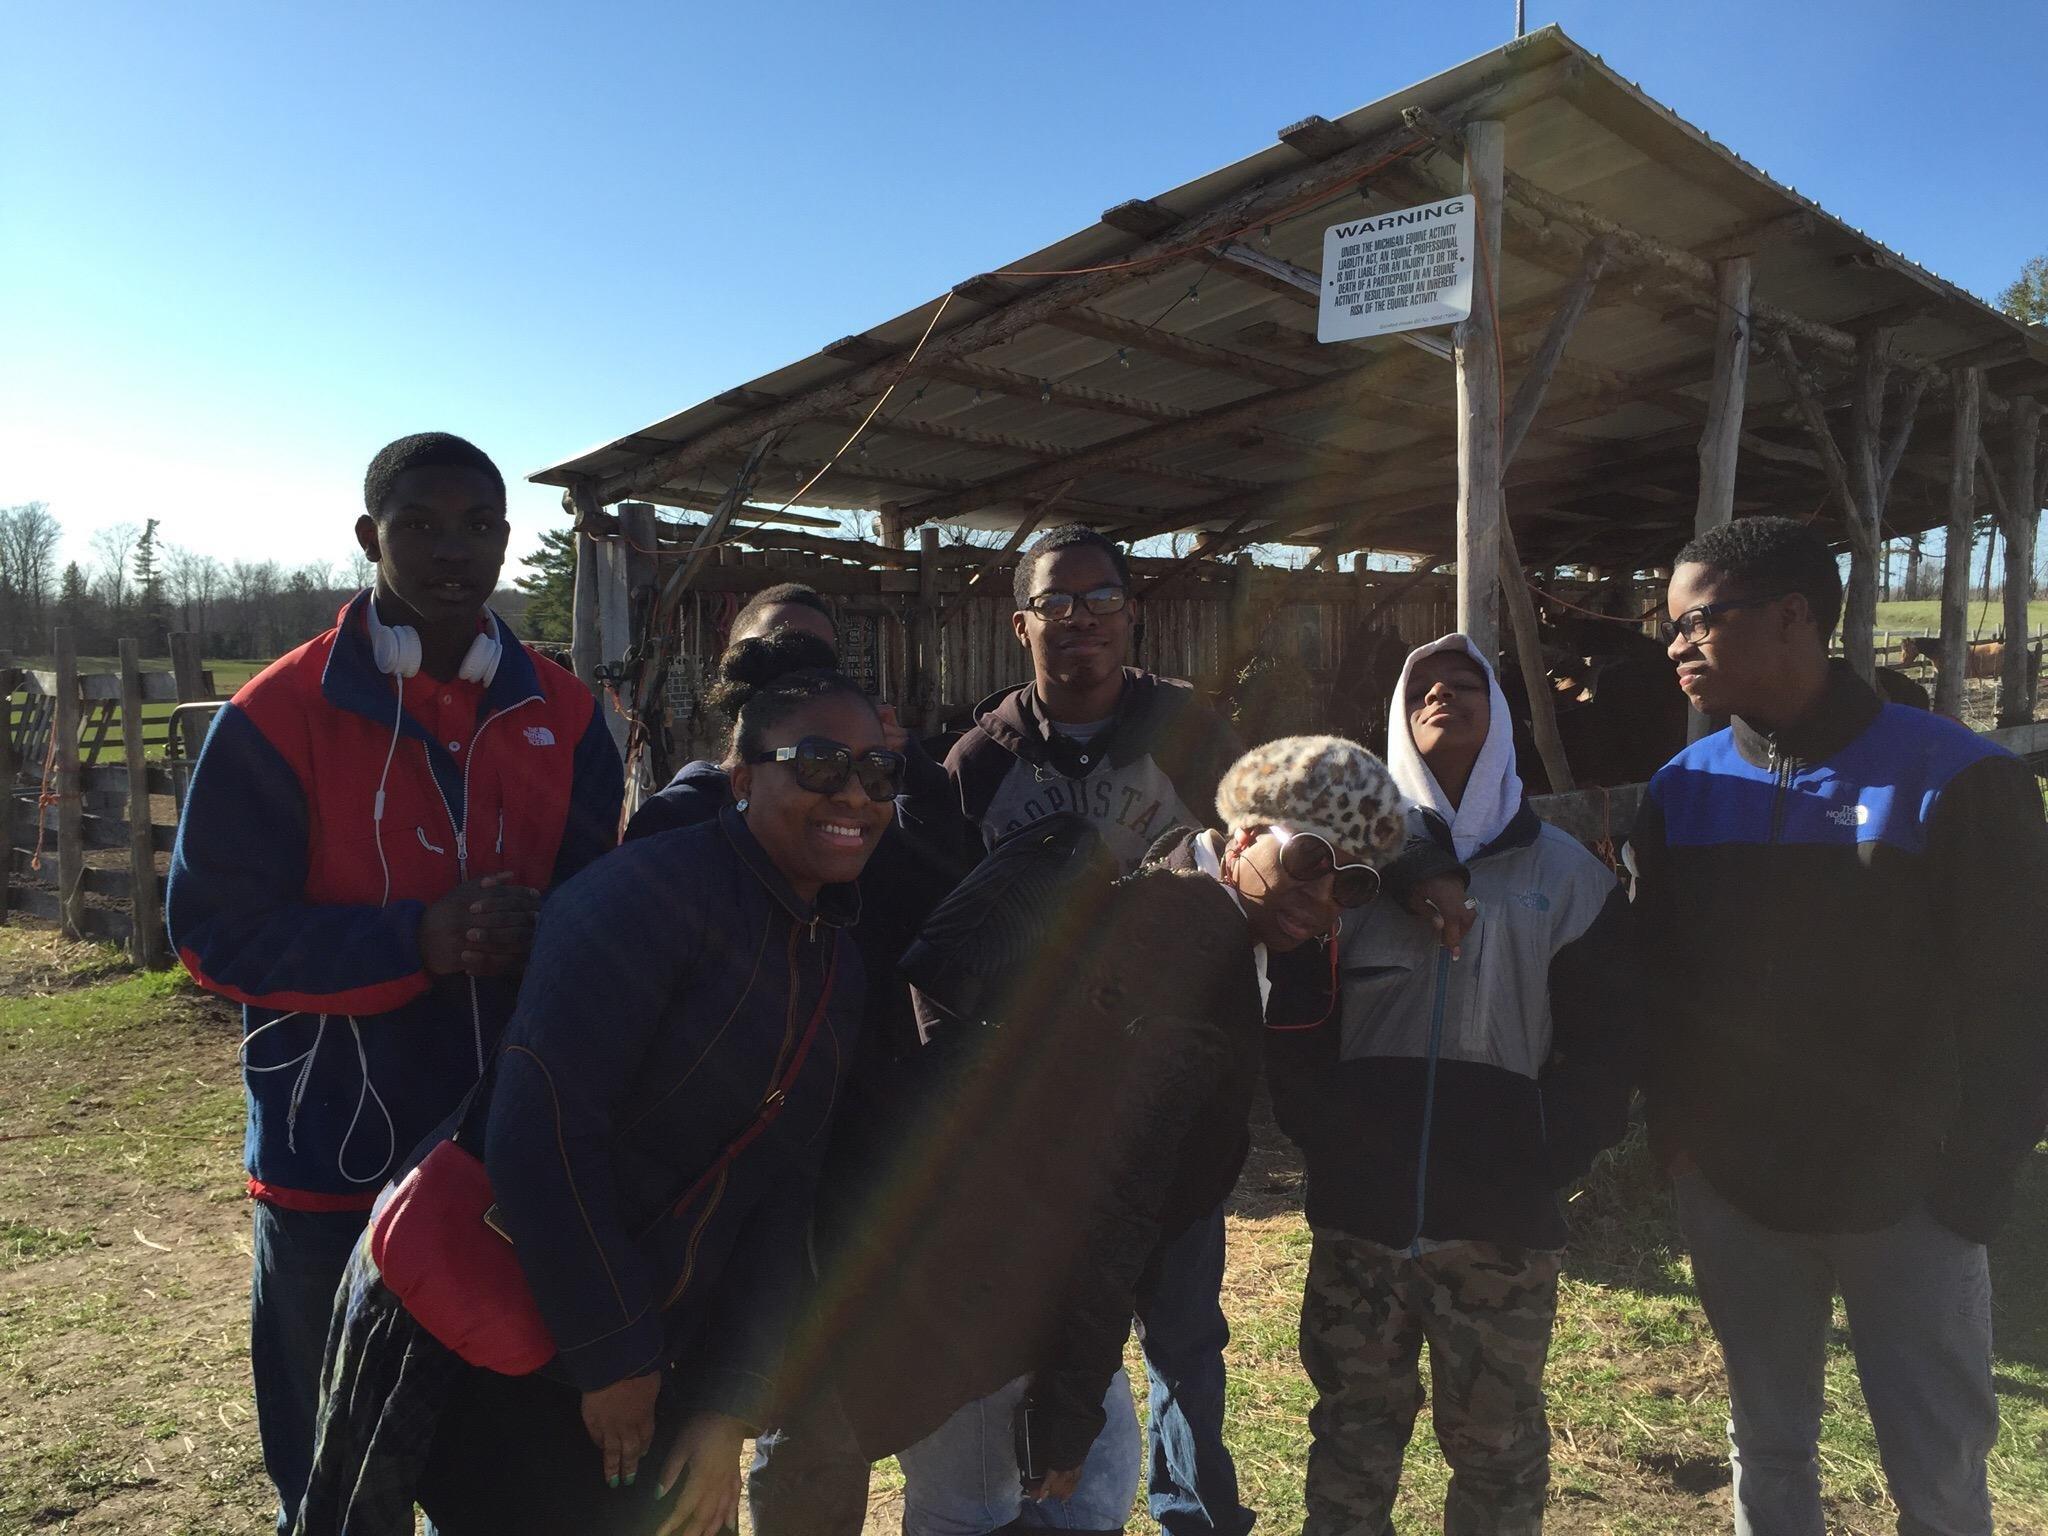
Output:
[1658, 593, 1790, 647]
[745, 736, 906, 802]
[1271, 826, 1381, 908]
[1023, 585, 1127, 622]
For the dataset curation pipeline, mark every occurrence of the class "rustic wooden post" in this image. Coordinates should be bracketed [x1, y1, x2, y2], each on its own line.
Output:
[0, 666, 15, 927]
[569, 488, 603, 695]
[915, 526, 941, 727]
[1497, 513, 1574, 792]
[168, 631, 210, 758]
[878, 505, 908, 551]
[1455, 120, 1504, 662]
[53, 627, 85, 940]
[1999, 396, 2041, 725]
[1937, 370, 1980, 717]
[1838, 329, 1895, 682]
[1688, 257, 1752, 738]
[118, 641, 164, 967]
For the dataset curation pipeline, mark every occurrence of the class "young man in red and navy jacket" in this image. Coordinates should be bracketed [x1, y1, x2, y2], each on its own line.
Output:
[165, 432, 622, 1531]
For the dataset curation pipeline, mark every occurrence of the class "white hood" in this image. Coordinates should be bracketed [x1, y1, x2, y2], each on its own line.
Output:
[1385, 633, 1523, 860]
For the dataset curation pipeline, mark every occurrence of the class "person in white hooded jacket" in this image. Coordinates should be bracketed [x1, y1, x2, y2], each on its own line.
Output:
[1266, 634, 1642, 1536]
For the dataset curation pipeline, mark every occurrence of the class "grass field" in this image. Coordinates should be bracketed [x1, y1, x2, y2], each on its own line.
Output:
[6, 659, 265, 764]
[1872, 599, 2048, 642]
[4, 925, 2046, 1534]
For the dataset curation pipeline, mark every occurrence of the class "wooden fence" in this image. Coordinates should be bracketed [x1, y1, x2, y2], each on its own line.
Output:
[2, 631, 219, 963]
[576, 516, 1466, 777]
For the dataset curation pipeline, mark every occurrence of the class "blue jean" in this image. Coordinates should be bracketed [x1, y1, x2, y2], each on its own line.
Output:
[250, 1201, 371, 1534]
[1136, 1205, 1254, 1536]
[1676, 1172, 1998, 1536]
[899, 1370, 1141, 1534]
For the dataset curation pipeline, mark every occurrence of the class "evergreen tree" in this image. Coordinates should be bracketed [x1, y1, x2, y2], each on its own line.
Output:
[2000, 254, 2048, 326]
[515, 526, 577, 643]
[131, 518, 170, 652]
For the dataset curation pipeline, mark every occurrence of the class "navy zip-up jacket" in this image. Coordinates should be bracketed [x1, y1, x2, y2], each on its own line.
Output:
[1633, 666, 2048, 1241]
[484, 805, 863, 1420]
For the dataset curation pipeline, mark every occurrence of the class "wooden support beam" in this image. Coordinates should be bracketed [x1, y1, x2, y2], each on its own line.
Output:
[1045, 307, 1322, 389]
[1498, 511, 1575, 792]
[1937, 370, 1980, 717]
[1501, 237, 1612, 468]
[943, 481, 1074, 626]
[1277, 114, 1356, 162]
[118, 640, 164, 968]
[925, 359, 1184, 424]
[1099, 199, 1180, 238]
[1693, 257, 1753, 540]
[569, 482, 605, 692]
[52, 627, 84, 940]
[1840, 329, 1893, 680]
[1999, 396, 2041, 726]
[1456, 119, 1505, 662]
[168, 632, 210, 760]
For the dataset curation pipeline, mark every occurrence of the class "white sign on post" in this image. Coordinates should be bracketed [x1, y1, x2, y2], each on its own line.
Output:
[1318, 196, 1475, 343]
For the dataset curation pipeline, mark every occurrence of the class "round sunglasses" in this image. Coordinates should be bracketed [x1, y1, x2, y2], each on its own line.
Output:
[1270, 824, 1380, 907]
[745, 736, 906, 802]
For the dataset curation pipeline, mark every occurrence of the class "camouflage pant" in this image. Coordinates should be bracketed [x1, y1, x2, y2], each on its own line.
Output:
[1298, 1229, 1561, 1536]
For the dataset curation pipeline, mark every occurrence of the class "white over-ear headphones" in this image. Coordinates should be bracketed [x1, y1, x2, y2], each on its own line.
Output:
[367, 595, 501, 685]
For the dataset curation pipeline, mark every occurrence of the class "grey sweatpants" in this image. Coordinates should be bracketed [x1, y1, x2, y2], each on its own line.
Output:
[1675, 1172, 1998, 1536]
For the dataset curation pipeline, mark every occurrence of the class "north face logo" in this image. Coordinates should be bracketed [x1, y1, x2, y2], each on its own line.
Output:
[1827, 803, 1870, 828]
[522, 726, 556, 747]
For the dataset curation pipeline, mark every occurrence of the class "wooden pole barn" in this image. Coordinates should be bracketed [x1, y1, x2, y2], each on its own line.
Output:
[530, 27, 2048, 837]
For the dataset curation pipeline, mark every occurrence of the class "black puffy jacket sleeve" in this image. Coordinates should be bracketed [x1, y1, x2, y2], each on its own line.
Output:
[1538, 881, 1644, 1186]
[1923, 753, 2048, 1241]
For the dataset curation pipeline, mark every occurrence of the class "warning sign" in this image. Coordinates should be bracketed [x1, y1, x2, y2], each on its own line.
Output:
[1318, 196, 1475, 343]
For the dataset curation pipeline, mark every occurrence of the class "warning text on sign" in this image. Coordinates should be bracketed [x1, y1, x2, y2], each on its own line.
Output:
[1318, 196, 1475, 343]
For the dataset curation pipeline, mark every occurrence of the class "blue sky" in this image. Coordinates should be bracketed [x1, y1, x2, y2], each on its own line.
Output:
[4, 0, 2043, 583]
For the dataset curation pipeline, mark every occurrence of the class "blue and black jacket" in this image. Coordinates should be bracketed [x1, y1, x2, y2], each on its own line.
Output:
[1633, 666, 2048, 1242]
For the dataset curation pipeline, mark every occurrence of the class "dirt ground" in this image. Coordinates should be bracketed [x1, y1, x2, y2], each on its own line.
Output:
[4, 923, 2045, 1535]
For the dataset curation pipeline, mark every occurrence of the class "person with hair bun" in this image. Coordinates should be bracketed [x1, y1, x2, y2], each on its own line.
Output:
[297, 665, 897, 1536]
[624, 614, 970, 1536]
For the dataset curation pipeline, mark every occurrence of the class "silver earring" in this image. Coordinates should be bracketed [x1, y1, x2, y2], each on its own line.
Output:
[735, 797, 749, 813]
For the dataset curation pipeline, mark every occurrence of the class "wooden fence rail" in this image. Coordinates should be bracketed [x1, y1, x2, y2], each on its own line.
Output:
[1, 629, 218, 961]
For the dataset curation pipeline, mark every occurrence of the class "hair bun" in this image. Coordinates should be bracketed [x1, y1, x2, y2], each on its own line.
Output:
[707, 629, 838, 721]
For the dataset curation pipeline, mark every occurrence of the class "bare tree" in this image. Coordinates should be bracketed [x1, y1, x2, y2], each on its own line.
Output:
[89, 521, 142, 610]
[0, 502, 63, 649]
[346, 551, 374, 588]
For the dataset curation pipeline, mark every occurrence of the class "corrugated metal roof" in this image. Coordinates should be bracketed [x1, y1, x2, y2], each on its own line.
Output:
[532, 26, 2048, 566]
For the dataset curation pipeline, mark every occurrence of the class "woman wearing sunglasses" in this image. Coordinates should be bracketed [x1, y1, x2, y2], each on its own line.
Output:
[1268, 635, 1642, 1536]
[295, 665, 897, 1536]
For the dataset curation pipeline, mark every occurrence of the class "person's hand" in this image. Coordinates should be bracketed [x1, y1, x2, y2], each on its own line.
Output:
[579, 1371, 662, 1490]
[875, 701, 911, 758]
[1023, 1465, 1084, 1502]
[1409, 874, 1477, 960]
[418, 874, 541, 977]
[652, 1410, 745, 1536]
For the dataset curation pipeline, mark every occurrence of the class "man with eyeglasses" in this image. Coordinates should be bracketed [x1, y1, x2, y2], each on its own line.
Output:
[1631, 516, 2048, 1536]
[942, 523, 1250, 1534]
[1268, 636, 1640, 1536]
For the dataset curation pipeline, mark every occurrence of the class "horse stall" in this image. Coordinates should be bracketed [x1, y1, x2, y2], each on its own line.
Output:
[533, 25, 2048, 841]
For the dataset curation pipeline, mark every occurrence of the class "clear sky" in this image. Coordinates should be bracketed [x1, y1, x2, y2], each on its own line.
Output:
[5, 0, 2043, 584]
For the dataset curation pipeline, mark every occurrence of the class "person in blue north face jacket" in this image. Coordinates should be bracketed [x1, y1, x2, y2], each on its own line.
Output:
[1633, 516, 2048, 1536]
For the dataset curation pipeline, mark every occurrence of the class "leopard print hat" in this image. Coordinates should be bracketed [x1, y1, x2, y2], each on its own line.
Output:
[1214, 734, 1406, 865]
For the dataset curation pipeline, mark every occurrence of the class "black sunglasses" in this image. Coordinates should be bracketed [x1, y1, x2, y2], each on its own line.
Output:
[1658, 593, 1790, 647]
[1271, 826, 1381, 908]
[1023, 585, 1127, 622]
[745, 736, 905, 802]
